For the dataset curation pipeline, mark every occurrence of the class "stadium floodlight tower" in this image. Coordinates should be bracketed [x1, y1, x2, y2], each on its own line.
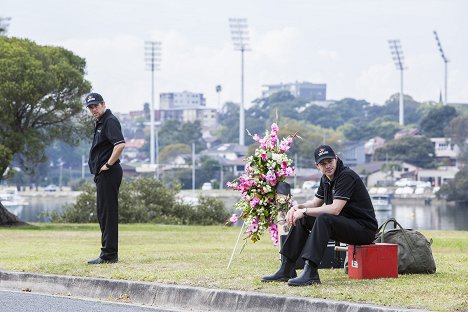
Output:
[388, 39, 406, 126]
[145, 41, 161, 175]
[229, 18, 251, 146]
[433, 30, 449, 106]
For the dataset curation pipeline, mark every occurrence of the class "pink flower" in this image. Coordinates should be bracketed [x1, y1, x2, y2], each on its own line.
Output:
[248, 222, 259, 233]
[229, 214, 238, 223]
[250, 197, 260, 208]
[261, 153, 268, 161]
[268, 223, 279, 246]
[266, 170, 277, 185]
[271, 123, 279, 133]
[253, 134, 260, 142]
[270, 133, 278, 146]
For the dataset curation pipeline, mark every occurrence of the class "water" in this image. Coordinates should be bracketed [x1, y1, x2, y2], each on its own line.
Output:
[8, 194, 468, 231]
[16, 194, 79, 222]
[376, 200, 468, 231]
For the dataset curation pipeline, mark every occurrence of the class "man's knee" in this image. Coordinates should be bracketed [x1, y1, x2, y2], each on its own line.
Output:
[315, 213, 333, 225]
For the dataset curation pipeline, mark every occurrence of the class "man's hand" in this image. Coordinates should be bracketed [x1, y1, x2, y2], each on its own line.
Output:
[292, 208, 305, 224]
[286, 206, 296, 225]
[98, 164, 110, 173]
[287, 205, 305, 225]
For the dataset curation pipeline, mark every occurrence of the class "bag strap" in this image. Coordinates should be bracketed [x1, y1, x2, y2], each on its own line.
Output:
[376, 217, 397, 234]
[378, 218, 415, 249]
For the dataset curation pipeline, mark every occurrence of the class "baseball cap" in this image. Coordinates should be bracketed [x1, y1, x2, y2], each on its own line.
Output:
[84, 93, 104, 107]
[314, 145, 336, 164]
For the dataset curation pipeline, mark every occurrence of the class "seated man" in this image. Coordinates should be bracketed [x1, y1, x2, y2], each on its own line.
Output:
[262, 145, 378, 286]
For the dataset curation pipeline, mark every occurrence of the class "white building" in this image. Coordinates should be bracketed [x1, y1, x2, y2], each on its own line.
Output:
[261, 81, 326, 101]
[159, 91, 218, 128]
[430, 138, 459, 166]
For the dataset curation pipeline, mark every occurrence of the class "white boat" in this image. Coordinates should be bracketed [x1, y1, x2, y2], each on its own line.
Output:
[371, 194, 392, 211]
[0, 191, 29, 217]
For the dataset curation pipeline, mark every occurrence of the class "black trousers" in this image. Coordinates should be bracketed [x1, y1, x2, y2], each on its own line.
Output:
[95, 164, 122, 259]
[280, 213, 375, 267]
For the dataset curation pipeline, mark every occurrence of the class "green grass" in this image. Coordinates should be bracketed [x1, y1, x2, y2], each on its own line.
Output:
[0, 224, 467, 311]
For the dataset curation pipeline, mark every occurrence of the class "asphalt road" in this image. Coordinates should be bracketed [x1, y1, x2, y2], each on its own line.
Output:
[0, 290, 183, 312]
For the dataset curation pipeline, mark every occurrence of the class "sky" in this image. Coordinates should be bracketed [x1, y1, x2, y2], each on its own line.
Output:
[3, 0, 467, 113]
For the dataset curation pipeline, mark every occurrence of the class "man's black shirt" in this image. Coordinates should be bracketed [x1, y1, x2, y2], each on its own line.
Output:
[88, 109, 125, 175]
[315, 159, 378, 232]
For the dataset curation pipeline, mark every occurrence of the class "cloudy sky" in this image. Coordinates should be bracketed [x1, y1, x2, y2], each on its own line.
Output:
[3, 0, 467, 113]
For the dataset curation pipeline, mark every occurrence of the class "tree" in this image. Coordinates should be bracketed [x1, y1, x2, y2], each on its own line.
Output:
[445, 114, 468, 165]
[368, 94, 423, 125]
[0, 17, 10, 36]
[159, 143, 191, 162]
[420, 105, 458, 138]
[438, 166, 468, 202]
[374, 136, 436, 168]
[0, 37, 91, 225]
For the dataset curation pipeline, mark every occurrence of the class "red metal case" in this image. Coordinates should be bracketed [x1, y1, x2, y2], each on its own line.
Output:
[348, 243, 398, 279]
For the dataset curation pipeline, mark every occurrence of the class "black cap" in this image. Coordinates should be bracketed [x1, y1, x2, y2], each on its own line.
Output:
[84, 93, 104, 107]
[314, 145, 336, 164]
[276, 181, 291, 196]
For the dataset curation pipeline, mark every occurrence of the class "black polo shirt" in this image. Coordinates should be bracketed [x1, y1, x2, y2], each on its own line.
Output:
[315, 160, 378, 232]
[88, 109, 125, 175]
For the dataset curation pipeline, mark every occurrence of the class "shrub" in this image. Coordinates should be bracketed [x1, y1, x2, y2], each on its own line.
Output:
[50, 178, 228, 225]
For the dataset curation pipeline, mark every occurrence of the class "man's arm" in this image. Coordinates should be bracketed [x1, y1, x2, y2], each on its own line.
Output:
[99, 143, 125, 172]
[289, 199, 347, 225]
[286, 196, 323, 224]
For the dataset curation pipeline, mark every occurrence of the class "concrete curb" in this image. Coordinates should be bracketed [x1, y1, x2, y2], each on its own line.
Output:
[0, 270, 425, 312]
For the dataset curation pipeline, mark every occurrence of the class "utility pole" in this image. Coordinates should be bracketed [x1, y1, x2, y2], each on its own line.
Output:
[220, 163, 224, 190]
[433, 31, 449, 106]
[216, 85, 222, 112]
[294, 153, 298, 189]
[81, 155, 85, 180]
[144, 41, 161, 173]
[229, 18, 251, 146]
[388, 39, 406, 126]
[192, 143, 196, 193]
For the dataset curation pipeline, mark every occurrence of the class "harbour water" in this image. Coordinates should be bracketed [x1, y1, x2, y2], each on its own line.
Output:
[3, 190, 468, 231]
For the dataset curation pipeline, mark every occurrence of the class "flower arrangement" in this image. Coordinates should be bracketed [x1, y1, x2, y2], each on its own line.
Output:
[227, 123, 295, 245]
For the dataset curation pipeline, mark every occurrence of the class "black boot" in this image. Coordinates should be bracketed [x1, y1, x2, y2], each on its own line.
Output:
[287, 260, 321, 286]
[261, 258, 297, 282]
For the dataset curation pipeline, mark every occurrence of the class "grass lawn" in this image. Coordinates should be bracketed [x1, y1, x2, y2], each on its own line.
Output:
[0, 224, 467, 311]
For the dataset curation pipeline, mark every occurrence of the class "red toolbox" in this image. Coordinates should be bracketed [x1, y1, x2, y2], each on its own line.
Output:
[348, 243, 398, 279]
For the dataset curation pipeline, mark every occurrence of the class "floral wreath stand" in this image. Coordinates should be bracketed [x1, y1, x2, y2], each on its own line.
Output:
[227, 182, 292, 269]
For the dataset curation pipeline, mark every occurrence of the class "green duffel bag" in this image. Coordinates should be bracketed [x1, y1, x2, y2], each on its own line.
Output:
[374, 218, 436, 274]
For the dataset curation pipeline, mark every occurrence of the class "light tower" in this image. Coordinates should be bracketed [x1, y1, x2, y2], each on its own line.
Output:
[229, 18, 251, 146]
[388, 39, 406, 126]
[433, 31, 449, 106]
[144, 41, 161, 173]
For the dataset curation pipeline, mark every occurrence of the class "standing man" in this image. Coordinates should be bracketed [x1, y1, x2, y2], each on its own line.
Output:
[262, 145, 377, 285]
[85, 92, 125, 264]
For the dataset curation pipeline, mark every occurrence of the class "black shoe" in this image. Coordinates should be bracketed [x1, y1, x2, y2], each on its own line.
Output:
[288, 260, 321, 286]
[261, 258, 297, 282]
[87, 257, 118, 264]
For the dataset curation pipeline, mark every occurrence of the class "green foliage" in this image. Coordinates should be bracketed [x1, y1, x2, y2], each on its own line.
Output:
[438, 166, 468, 202]
[0, 144, 13, 180]
[159, 143, 191, 162]
[0, 37, 91, 177]
[50, 178, 228, 225]
[190, 195, 229, 225]
[368, 93, 423, 125]
[49, 184, 97, 223]
[158, 120, 205, 152]
[374, 136, 436, 168]
[339, 118, 401, 141]
[420, 105, 458, 137]
[303, 98, 370, 129]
